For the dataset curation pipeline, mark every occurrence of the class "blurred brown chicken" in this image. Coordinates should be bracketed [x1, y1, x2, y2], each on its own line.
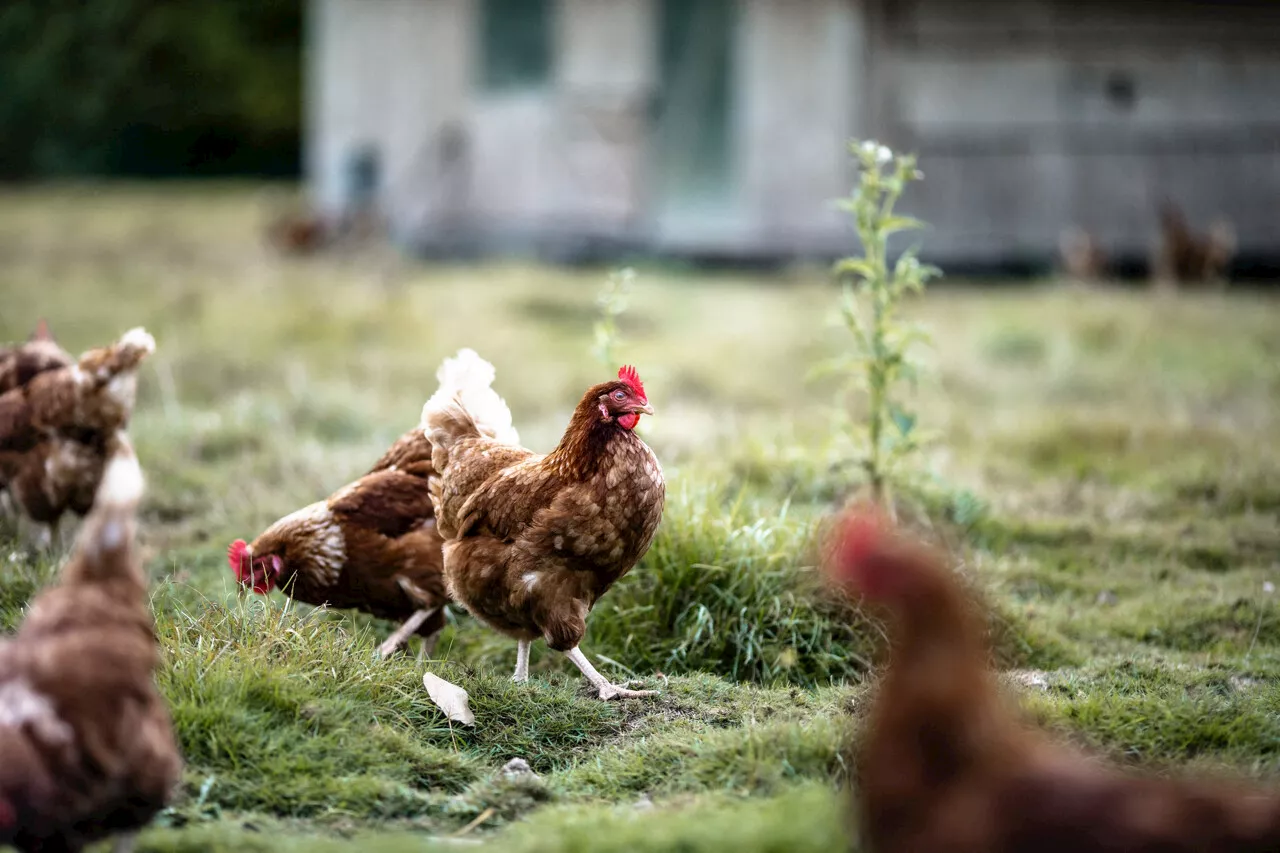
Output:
[826, 507, 1280, 853]
[264, 212, 331, 256]
[0, 327, 155, 546]
[1151, 200, 1236, 290]
[0, 435, 182, 853]
[0, 319, 73, 396]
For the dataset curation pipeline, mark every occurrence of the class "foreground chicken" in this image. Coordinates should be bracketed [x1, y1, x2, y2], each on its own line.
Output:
[424, 362, 665, 701]
[826, 507, 1280, 853]
[226, 350, 517, 659]
[0, 319, 73, 396]
[0, 436, 182, 853]
[0, 326, 156, 545]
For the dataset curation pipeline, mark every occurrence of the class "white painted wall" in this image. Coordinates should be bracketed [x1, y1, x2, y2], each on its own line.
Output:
[738, 0, 866, 254]
[306, 0, 1279, 263]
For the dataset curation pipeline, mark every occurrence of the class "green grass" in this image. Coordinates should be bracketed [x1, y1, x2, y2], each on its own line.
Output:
[1, 185, 1279, 850]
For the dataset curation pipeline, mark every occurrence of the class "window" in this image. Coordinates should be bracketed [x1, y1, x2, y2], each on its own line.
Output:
[480, 0, 552, 91]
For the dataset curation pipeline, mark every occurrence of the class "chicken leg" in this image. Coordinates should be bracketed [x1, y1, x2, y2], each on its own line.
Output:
[564, 646, 655, 701]
[113, 831, 139, 853]
[512, 639, 531, 683]
[377, 607, 437, 660]
[416, 630, 440, 662]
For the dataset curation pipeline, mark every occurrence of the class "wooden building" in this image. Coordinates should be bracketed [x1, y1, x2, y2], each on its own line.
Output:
[306, 0, 1280, 268]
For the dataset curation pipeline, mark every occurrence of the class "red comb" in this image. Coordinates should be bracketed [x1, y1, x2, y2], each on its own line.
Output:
[618, 365, 646, 400]
[31, 318, 51, 342]
[228, 539, 249, 573]
[228, 539, 275, 594]
[827, 504, 895, 594]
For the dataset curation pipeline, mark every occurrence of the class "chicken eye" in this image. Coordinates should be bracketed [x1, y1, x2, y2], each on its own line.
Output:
[613, 390, 626, 401]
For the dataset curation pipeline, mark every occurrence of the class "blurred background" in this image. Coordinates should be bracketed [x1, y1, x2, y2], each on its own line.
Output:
[3, 5, 1280, 849]
[5, 0, 1279, 276]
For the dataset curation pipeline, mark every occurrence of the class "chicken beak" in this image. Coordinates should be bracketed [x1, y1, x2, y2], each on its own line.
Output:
[635, 402, 655, 416]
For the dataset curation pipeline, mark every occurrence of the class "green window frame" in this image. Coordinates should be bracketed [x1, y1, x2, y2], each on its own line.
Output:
[479, 0, 553, 92]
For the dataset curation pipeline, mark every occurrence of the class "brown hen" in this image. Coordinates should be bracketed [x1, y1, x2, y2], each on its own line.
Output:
[226, 349, 518, 659]
[1151, 200, 1236, 290]
[826, 507, 1280, 853]
[0, 319, 73, 396]
[424, 361, 665, 701]
[0, 326, 155, 546]
[0, 435, 182, 853]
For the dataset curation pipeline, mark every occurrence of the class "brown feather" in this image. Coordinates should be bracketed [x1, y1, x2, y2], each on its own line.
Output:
[0, 439, 182, 852]
[431, 378, 666, 652]
[834, 517, 1280, 853]
[241, 427, 450, 644]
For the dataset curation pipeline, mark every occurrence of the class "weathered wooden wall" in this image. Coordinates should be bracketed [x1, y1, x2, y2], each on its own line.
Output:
[874, 0, 1280, 264]
[306, 0, 1280, 266]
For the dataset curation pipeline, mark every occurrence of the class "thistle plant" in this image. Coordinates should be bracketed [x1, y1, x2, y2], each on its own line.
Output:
[592, 266, 636, 369]
[830, 140, 939, 509]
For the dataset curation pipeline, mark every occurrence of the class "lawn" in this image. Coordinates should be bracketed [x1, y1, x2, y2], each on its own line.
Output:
[1, 185, 1279, 852]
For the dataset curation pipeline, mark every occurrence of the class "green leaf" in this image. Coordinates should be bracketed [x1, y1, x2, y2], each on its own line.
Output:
[806, 355, 863, 381]
[889, 406, 916, 437]
[833, 257, 877, 281]
[881, 215, 926, 235]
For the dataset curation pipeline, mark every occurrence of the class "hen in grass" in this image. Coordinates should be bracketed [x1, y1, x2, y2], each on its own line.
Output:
[0, 435, 182, 853]
[827, 506, 1280, 853]
[0, 319, 73, 396]
[0, 326, 155, 547]
[227, 349, 518, 659]
[424, 361, 665, 701]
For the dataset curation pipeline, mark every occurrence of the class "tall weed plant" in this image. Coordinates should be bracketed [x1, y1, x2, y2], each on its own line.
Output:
[827, 140, 940, 509]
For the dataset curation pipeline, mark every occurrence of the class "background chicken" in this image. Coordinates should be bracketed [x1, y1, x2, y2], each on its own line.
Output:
[826, 508, 1280, 853]
[227, 349, 517, 659]
[1151, 200, 1236, 290]
[1058, 226, 1108, 284]
[424, 361, 665, 701]
[0, 319, 73, 395]
[0, 435, 182, 853]
[0, 326, 155, 546]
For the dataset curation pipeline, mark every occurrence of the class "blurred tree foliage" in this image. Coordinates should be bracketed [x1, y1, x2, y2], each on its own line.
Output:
[0, 0, 302, 178]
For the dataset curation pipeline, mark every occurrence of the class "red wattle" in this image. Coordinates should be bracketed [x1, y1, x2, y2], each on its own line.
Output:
[617, 412, 640, 430]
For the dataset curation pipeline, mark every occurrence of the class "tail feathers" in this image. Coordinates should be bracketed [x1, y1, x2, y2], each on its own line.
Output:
[423, 399, 482, 468]
[419, 348, 519, 446]
[79, 326, 156, 384]
[74, 432, 143, 569]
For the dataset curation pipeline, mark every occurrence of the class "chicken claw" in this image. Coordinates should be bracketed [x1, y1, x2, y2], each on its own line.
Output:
[595, 682, 657, 702]
[564, 646, 657, 702]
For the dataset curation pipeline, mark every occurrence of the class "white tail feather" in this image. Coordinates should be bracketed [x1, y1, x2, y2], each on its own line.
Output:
[77, 433, 143, 561]
[419, 348, 519, 445]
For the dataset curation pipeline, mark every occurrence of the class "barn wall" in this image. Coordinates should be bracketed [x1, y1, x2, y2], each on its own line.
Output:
[308, 0, 874, 258]
[307, 0, 471, 234]
[877, 0, 1280, 264]
[309, 0, 1280, 264]
[738, 0, 866, 255]
[553, 0, 656, 233]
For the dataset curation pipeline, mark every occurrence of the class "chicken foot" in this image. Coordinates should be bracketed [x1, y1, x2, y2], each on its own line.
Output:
[512, 639, 531, 683]
[113, 831, 139, 853]
[564, 646, 655, 701]
[377, 607, 439, 660]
